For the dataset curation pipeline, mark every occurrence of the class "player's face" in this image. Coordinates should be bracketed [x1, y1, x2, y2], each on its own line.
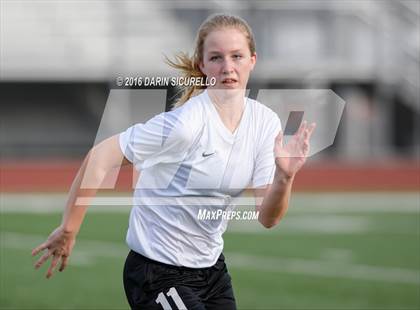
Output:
[199, 27, 256, 90]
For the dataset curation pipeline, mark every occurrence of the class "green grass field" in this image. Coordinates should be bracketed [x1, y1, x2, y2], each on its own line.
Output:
[1, 192, 419, 309]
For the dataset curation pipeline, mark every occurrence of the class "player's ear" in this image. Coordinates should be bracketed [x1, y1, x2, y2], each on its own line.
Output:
[250, 52, 257, 71]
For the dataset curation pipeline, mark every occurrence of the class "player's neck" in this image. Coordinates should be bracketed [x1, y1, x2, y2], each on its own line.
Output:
[207, 88, 246, 133]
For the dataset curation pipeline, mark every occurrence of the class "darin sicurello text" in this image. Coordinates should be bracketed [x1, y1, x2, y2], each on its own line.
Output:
[122, 76, 217, 87]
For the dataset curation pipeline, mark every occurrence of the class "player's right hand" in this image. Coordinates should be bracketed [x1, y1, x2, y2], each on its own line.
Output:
[31, 226, 76, 279]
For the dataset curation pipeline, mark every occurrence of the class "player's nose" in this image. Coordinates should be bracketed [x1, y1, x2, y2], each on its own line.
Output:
[221, 58, 234, 74]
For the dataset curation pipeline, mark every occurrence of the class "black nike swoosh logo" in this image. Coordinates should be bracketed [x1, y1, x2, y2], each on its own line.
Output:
[202, 152, 215, 157]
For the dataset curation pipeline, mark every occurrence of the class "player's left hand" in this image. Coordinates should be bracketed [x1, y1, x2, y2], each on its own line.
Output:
[31, 226, 76, 279]
[274, 121, 316, 178]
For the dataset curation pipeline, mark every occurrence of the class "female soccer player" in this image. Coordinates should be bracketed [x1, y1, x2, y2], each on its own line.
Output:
[32, 14, 315, 309]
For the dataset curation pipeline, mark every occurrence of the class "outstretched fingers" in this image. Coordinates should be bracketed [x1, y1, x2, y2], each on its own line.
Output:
[59, 255, 69, 272]
[34, 250, 53, 269]
[307, 122, 316, 138]
[301, 122, 316, 141]
[46, 254, 61, 279]
[300, 122, 316, 157]
[32, 242, 48, 256]
[296, 120, 307, 138]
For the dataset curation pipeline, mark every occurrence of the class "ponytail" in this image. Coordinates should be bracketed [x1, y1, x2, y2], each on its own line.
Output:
[165, 52, 206, 109]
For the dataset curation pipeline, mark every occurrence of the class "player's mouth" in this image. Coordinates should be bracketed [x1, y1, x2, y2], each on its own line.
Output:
[221, 78, 238, 86]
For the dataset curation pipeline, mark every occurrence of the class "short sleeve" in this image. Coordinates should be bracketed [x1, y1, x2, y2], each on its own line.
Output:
[119, 108, 194, 171]
[251, 113, 282, 188]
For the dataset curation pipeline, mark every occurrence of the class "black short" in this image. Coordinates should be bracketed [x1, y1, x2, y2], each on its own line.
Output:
[123, 250, 237, 310]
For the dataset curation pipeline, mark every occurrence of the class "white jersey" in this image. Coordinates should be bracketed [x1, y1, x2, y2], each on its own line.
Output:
[119, 90, 281, 268]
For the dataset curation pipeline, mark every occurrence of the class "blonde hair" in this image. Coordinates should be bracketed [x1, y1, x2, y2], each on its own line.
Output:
[166, 13, 256, 109]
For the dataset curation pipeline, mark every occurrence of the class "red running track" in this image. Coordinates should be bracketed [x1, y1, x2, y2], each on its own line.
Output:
[0, 160, 419, 192]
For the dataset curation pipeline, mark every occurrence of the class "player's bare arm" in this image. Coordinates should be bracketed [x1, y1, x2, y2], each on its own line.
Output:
[256, 121, 316, 228]
[31, 135, 131, 278]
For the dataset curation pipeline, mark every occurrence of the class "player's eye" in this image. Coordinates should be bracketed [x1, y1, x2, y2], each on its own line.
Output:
[209, 55, 221, 61]
[232, 54, 243, 60]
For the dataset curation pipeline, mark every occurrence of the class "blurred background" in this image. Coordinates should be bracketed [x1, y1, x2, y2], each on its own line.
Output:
[1, 0, 419, 309]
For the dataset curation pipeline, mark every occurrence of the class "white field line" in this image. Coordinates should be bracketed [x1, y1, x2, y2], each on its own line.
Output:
[2, 232, 419, 285]
[0, 193, 419, 213]
[1, 194, 417, 234]
[226, 215, 372, 234]
[226, 253, 420, 285]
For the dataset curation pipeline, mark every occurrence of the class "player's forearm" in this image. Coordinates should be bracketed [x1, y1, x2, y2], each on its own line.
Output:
[257, 169, 294, 228]
[61, 152, 107, 235]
